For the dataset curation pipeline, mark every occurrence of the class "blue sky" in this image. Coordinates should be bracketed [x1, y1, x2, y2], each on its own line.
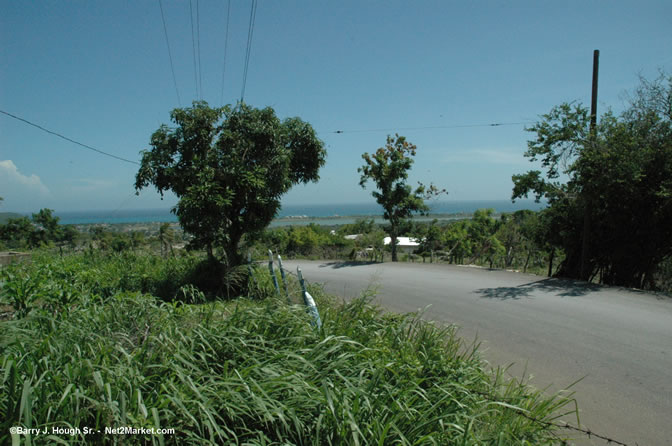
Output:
[1, 0, 670, 212]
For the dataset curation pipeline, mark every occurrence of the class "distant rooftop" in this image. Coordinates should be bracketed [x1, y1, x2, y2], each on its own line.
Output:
[383, 237, 420, 247]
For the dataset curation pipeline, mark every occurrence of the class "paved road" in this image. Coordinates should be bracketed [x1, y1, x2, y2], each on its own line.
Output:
[283, 260, 672, 446]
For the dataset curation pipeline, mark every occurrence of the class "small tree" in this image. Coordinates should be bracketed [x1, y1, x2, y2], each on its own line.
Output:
[0, 217, 33, 249]
[32, 209, 62, 242]
[359, 134, 445, 261]
[135, 102, 326, 267]
[467, 209, 504, 268]
[413, 219, 445, 263]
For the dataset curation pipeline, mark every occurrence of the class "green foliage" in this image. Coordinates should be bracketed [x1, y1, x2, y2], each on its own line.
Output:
[135, 101, 326, 266]
[0, 209, 79, 250]
[468, 209, 505, 268]
[255, 224, 352, 259]
[359, 134, 446, 261]
[0, 216, 34, 249]
[0, 253, 574, 444]
[158, 222, 175, 257]
[254, 210, 557, 271]
[88, 227, 148, 253]
[0, 252, 210, 315]
[337, 217, 377, 236]
[513, 72, 672, 287]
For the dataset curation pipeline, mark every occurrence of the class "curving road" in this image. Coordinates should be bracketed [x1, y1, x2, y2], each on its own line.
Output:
[283, 260, 672, 446]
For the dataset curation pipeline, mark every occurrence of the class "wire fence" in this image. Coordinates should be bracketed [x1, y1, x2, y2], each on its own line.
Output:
[471, 390, 634, 446]
[251, 250, 322, 328]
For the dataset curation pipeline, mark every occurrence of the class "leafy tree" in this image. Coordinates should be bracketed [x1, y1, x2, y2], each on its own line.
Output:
[353, 227, 387, 262]
[130, 231, 146, 252]
[0, 217, 33, 249]
[110, 233, 132, 253]
[443, 221, 471, 264]
[413, 219, 445, 262]
[135, 102, 326, 266]
[337, 218, 377, 236]
[467, 209, 504, 268]
[32, 209, 62, 241]
[257, 227, 290, 254]
[90, 227, 111, 251]
[495, 210, 532, 269]
[513, 72, 672, 288]
[286, 226, 321, 256]
[59, 225, 79, 251]
[0, 209, 74, 250]
[358, 134, 445, 261]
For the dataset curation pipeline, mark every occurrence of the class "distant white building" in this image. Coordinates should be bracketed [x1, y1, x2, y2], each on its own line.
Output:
[383, 236, 420, 253]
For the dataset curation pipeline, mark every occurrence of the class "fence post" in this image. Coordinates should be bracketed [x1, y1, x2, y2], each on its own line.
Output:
[276, 255, 291, 303]
[268, 250, 281, 297]
[297, 266, 322, 328]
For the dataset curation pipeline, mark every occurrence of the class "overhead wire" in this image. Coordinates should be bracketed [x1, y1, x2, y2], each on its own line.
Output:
[240, 0, 258, 103]
[2, 107, 534, 165]
[196, 0, 203, 100]
[157, 0, 181, 107]
[189, 0, 199, 100]
[0, 109, 140, 166]
[329, 121, 534, 134]
[219, 0, 231, 106]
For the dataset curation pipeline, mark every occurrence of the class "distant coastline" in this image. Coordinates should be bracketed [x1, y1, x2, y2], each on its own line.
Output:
[41, 200, 545, 226]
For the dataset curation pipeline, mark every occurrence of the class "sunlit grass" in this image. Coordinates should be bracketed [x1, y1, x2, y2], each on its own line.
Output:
[0, 253, 576, 444]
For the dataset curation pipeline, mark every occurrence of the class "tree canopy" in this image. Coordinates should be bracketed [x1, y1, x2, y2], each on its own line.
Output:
[0, 208, 76, 250]
[512, 72, 672, 288]
[359, 134, 445, 261]
[135, 101, 326, 266]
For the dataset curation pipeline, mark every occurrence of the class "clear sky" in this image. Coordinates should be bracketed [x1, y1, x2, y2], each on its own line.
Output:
[1, 1, 670, 213]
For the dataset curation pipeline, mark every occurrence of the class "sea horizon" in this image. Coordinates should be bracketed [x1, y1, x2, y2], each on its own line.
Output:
[43, 199, 546, 225]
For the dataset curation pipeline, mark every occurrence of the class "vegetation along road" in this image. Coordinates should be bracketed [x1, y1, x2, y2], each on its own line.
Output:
[283, 260, 672, 445]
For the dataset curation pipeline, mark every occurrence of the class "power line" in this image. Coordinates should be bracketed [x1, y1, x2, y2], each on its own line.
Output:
[189, 0, 199, 100]
[240, 0, 258, 102]
[219, 0, 231, 106]
[196, 0, 203, 100]
[157, 0, 181, 107]
[329, 121, 534, 134]
[0, 109, 140, 165]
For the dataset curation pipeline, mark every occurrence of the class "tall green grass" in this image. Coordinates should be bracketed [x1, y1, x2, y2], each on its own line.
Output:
[0, 253, 576, 444]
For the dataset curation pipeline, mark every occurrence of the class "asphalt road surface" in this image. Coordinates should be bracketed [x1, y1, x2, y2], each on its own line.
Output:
[283, 260, 672, 446]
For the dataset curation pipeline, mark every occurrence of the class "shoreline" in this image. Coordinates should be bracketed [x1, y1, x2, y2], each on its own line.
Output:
[69, 211, 497, 231]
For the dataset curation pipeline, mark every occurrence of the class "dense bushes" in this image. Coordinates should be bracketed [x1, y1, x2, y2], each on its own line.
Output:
[255, 223, 353, 259]
[0, 252, 209, 313]
[256, 212, 556, 275]
[0, 252, 575, 444]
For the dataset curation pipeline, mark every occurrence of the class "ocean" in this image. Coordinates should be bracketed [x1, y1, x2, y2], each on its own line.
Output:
[54, 200, 545, 225]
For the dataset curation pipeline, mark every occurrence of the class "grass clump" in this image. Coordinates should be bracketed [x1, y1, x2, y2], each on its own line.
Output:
[0, 253, 575, 444]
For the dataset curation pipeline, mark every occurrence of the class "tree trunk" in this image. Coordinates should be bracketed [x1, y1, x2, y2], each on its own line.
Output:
[391, 234, 398, 262]
[548, 248, 555, 277]
[523, 251, 531, 273]
[224, 232, 244, 266]
[506, 246, 513, 267]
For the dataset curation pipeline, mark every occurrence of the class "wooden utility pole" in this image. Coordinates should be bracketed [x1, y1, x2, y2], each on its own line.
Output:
[580, 49, 599, 281]
[590, 50, 599, 131]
